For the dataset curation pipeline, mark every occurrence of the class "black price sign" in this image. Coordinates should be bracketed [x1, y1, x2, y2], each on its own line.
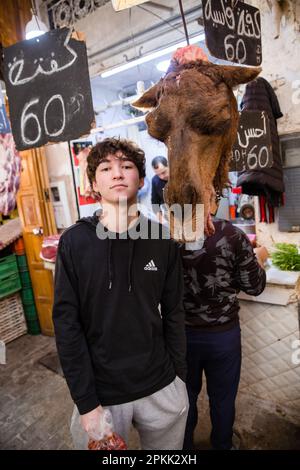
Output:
[202, 0, 262, 66]
[3, 28, 94, 151]
[230, 111, 273, 172]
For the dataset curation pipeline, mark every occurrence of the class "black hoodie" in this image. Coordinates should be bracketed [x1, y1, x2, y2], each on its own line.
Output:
[52, 212, 186, 415]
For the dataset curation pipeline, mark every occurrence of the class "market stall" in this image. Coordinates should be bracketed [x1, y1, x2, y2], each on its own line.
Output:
[0, 0, 300, 454]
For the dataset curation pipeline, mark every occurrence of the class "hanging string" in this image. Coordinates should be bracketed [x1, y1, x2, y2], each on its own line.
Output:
[137, 5, 186, 37]
[178, 0, 190, 45]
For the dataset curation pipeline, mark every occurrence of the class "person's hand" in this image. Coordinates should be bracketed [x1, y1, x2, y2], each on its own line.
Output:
[156, 211, 164, 224]
[80, 406, 113, 440]
[254, 246, 269, 268]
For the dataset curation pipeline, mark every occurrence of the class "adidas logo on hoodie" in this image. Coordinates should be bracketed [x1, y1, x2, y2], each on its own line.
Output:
[144, 260, 158, 271]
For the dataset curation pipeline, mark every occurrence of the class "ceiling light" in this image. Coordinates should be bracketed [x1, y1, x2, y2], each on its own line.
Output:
[101, 33, 205, 78]
[25, 13, 48, 40]
[156, 60, 170, 73]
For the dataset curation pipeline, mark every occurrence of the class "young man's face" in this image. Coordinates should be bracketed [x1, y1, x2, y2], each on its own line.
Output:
[92, 152, 144, 205]
[154, 163, 169, 181]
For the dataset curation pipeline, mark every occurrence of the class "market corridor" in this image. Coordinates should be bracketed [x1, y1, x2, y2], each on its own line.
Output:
[1, 334, 299, 450]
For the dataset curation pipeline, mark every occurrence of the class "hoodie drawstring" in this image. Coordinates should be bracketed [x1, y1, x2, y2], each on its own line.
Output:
[128, 239, 135, 293]
[108, 239, 113, 290]
[107, 238, 135, 292]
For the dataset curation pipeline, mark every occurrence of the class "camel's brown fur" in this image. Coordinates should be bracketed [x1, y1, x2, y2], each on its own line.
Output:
[133, 60, 261, 240]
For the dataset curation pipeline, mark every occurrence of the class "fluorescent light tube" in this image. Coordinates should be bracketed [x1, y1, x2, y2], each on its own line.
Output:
[101, 33, 205, 78]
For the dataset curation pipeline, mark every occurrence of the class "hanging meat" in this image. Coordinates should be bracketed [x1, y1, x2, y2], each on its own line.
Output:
[88, 433, 127, 450]
[132, 45, 261, 242]
[0, 133, 21, 215]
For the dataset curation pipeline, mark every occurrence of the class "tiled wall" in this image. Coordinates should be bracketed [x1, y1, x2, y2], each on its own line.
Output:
[239, 299, 300, 409]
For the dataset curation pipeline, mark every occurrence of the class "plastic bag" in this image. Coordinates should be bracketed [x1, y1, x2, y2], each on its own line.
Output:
[88, 433, 127, 450]
[87, 409, 127, 451]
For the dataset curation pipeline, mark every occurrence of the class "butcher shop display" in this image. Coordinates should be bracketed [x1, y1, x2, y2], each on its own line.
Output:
[40, 234, 61, 263]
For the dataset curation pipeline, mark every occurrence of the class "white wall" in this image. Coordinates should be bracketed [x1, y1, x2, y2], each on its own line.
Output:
[248, 1, 300, 136]
[44, 142, 79, 226]
[247, 0, 300, 248]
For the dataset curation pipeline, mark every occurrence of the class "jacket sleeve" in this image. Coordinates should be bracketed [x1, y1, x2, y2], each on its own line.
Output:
[160, 240, 187, 381]
[151, 178, 160, 207]
[52, 236, 100, 415]
[233, 230, 266, 296]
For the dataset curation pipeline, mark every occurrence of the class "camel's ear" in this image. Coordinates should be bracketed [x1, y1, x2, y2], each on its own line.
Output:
[131, 80, 162, 109]
[218, 65, 262, 88]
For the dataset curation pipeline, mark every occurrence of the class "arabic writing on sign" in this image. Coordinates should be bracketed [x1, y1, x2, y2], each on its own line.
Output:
[203, 0, 262, 66]
[7, 30, 77, 87]
[231, 111, 273, 172]
[237, 112, 267, 148]
[204, 0, 261, 38]
[3, 27, 94, 150]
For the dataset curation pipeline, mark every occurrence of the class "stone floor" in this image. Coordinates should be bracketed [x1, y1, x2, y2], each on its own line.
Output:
[0, 334, 300, 450]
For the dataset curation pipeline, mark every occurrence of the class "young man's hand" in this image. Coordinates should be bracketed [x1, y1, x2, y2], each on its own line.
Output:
[80, 405, 113, 440]
[254, 246, 269, 268]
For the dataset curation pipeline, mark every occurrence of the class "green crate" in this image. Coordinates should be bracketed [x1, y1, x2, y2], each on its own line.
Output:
[20, 270, 32, 287]
[21, 287, 34, 304]
[26, 318, 41, 335]
[0, 273, 22, 299]
[0, 254, 19, 281]
[24, 303, 38, 320]
[18, 265, 31, 273]
[16, 255, 28, 269]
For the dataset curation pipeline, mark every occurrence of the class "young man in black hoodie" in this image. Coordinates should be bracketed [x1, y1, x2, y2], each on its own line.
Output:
[53, 137, 188, 450]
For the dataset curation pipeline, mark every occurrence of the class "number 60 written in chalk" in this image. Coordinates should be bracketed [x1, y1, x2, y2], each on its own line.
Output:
[21, 94, 66, 146]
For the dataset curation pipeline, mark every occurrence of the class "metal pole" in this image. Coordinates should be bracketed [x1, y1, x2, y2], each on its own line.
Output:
[67, 141, 80, 220]
[178, 0, 190, 45]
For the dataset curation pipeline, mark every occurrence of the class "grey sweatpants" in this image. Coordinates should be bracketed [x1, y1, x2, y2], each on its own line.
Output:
[70, 376, 189, 450]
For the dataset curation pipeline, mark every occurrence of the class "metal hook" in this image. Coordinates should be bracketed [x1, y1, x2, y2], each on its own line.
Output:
[123, 46, 143, 63]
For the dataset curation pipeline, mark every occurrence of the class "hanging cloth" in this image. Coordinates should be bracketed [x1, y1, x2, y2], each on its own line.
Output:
[237, 77, 285, 219]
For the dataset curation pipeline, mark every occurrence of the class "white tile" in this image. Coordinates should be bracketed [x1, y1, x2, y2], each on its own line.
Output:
[257, 330, 279, 345]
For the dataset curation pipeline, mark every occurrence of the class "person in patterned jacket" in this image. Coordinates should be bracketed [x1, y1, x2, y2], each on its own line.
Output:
[181, 212, 268, 450]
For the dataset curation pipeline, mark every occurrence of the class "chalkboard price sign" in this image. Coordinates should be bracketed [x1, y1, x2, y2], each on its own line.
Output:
[230, 111, 273, 172]
[202, 0, 262, 66]
[3, 28, 94, 151]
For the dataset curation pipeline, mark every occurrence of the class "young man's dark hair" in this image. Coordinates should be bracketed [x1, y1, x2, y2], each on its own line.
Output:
[53, 137, 188, 451]
[87, 137, 146, 186]
[151, 156, 168, 169]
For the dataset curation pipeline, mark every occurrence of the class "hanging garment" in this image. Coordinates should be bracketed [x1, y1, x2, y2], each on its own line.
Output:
[0, 133, 21, 215]
[237, 77, 284, 216]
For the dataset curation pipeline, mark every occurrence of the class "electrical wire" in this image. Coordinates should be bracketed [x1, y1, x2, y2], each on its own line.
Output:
[178, 0, 189, 45]
[137, 4, 186, 37]
[128, 9, 142, 78]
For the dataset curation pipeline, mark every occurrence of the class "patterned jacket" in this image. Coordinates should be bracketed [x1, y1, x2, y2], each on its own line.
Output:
[181, 219, 266, 332]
